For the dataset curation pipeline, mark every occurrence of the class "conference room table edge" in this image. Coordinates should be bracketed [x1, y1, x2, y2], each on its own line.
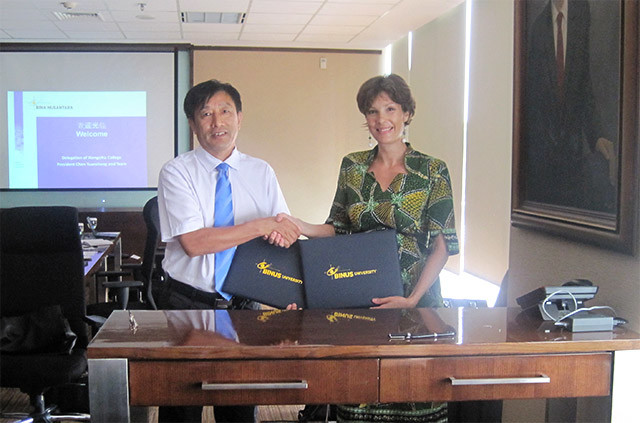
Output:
[86, 307, 640, 423]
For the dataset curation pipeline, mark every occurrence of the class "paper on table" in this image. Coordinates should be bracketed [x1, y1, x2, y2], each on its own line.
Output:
[83, 238, 113, 247]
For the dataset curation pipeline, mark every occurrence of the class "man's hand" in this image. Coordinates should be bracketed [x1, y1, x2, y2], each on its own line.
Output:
[259, 215, 300, 248]
[265, 213, 303, 247]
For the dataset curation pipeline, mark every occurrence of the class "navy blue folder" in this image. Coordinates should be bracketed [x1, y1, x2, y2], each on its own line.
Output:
[222, 237, 306, 309]
[299, 230, 404, 309]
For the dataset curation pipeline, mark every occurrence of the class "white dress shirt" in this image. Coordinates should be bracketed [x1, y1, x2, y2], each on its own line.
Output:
[158, 147, 290, 293]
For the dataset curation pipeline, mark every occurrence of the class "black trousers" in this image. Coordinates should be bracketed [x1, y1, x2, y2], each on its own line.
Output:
[158, 277, 257, 423]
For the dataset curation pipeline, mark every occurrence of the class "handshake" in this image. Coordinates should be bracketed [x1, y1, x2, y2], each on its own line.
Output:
[261, 213, 304, 248]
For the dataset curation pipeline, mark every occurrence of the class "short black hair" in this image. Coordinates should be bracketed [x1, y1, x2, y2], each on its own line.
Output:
[183, 79, 242, 120]
[356, 74, 416, 125]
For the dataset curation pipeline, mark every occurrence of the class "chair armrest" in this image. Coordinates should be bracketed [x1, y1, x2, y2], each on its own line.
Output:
[102, 280, 144, 289]
[94, 270, 133, 279]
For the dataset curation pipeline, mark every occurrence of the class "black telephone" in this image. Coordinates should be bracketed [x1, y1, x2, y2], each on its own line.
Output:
[516, 280, 598, 321]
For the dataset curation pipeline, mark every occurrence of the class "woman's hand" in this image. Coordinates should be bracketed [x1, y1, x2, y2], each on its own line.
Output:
[371, 296, 417, 309]
[285, 303, 300, 310]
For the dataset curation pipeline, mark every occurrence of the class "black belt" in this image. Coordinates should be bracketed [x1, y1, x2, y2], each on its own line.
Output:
[166, 277, 231, 309]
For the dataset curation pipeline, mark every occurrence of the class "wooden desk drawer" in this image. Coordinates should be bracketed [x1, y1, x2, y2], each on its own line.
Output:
[380, 353, 611, 402]
[129, 359, 378, 406]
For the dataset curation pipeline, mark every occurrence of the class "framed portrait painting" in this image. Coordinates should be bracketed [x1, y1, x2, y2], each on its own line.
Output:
[512, 0, 639, 254]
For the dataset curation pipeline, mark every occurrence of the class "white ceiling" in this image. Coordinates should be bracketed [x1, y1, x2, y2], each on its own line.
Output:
[0, 0, 464, 50]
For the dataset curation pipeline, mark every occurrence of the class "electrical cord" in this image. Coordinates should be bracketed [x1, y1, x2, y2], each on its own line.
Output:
[540, 289, 620, 328]
[540, 289, 577, 321]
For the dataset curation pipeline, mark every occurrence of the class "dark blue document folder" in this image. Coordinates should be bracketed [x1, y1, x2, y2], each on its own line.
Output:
[222, 237, 306, 309]
[299, 230, 404, 309]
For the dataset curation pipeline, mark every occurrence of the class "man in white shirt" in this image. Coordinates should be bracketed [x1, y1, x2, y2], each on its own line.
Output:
[157, 79, 300, 422]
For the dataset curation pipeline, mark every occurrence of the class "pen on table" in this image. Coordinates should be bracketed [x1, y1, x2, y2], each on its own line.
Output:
[388, 331, 456, 341]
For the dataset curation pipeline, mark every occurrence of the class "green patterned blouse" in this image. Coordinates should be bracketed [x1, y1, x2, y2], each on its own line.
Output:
[326, 144, 459, 307]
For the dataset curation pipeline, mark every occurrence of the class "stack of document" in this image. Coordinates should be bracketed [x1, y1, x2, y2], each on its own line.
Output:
[82, 238, 113, 260]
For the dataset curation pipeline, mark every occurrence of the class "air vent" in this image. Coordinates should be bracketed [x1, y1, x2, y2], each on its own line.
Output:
[53, 11, 105, 21]
[181, 12, 245, 24]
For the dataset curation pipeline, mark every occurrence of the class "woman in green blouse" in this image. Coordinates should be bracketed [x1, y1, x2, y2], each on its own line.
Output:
[281, 74, 458, 422]
[282, 73, 459, 309]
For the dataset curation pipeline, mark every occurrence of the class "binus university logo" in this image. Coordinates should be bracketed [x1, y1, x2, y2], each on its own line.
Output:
[324, 265, 377, 280]
[256, 261, 302, 284]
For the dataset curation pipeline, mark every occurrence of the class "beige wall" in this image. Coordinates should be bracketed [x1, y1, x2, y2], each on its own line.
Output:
[193, 49, 380, 224]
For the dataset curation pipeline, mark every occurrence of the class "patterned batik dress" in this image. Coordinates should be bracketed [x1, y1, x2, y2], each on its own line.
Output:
[326, 144, 459, 422]
[326, 144, 459, 306]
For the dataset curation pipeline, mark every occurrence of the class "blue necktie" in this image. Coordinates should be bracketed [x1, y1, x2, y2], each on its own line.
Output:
[214, 163, 234, 300]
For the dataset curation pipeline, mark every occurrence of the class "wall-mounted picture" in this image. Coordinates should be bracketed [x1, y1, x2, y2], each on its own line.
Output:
[512, 0, 638, 254]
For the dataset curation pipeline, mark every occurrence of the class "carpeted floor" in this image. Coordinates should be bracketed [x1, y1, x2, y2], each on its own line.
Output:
[1, 387, 303, 422]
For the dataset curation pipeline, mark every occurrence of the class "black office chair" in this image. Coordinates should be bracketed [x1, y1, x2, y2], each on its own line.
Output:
[0, 206, 91, 422]
[86, 196, 162, 317]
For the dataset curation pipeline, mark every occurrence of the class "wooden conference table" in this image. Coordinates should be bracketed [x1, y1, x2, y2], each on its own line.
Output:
[88, 307, 640, 422]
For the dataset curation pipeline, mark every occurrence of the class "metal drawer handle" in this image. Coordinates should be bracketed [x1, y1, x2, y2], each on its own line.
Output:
[202, 380, 309, 391]
[449, 374, 550, 386]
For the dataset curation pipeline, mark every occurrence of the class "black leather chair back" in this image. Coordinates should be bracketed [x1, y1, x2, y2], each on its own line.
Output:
[1, 206, 88, 349]
[140, 196, 161, 309]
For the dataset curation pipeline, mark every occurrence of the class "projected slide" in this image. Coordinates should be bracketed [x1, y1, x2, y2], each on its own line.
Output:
[7, 91, 147, 189]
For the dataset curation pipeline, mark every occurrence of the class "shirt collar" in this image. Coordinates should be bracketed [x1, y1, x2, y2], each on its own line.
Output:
[552, 1, 567, 21]
[196, 147, 240, 173]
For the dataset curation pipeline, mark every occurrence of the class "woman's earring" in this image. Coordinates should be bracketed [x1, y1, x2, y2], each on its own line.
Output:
[368, 134, 374, 148]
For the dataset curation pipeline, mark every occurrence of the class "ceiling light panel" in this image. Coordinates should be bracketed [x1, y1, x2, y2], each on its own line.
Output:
[53, 11, 105, 21]
[181, 12, 245, 24]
